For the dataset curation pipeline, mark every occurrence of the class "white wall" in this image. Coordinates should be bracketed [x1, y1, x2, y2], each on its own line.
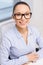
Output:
[30, 0, 43, 37]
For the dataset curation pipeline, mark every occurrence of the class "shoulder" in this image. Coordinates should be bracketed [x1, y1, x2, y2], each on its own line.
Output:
[2, 25, 16, 40]
[28, 25, 40, 36]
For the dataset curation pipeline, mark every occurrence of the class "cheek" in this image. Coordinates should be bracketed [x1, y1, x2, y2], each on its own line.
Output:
[15, 20, 19, 24]
[27, 19, 30, 23]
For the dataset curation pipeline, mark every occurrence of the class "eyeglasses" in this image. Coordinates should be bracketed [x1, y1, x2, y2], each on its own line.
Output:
[13, 12, 32, 20]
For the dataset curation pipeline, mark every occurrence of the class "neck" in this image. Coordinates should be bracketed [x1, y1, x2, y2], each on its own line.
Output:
[16, 25, 28, 34]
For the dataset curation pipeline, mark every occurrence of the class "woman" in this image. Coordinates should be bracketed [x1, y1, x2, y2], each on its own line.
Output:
[0, 1, 43, 65]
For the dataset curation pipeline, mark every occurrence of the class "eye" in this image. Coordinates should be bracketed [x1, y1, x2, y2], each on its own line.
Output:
[25, 13, 30, 15]
[16, 14, 21, 16]
[14, 13, 21, 16]
[25, 13, 30, 16]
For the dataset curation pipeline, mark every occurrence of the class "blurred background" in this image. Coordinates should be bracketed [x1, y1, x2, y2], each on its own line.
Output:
[0, 0, 43, 37]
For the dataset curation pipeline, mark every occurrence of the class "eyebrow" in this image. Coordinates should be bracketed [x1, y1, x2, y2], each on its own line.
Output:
[14, 11, 31, 14]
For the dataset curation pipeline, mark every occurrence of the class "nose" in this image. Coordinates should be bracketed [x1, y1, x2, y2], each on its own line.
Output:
[21, 15, 25, 20]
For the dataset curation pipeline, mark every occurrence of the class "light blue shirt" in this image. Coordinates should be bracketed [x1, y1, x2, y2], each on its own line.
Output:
[0, 25, 43, 65]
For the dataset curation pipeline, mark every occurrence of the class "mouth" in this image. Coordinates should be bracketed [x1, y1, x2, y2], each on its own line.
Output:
[19, 21, 26, 25]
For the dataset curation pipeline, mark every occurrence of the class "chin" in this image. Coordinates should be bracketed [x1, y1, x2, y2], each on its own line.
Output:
[19, 25, 27, 29]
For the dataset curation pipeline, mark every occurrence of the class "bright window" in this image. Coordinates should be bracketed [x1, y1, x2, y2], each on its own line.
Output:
[0, 0, 13, 22]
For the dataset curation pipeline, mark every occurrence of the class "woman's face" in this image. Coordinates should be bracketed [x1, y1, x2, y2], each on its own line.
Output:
[13, 4, 31, 28]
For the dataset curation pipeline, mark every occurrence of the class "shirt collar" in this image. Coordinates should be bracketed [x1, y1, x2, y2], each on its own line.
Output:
[28, 25, 32, 36]
[14, 25, 22, 38]
[14, 25, 32, 39]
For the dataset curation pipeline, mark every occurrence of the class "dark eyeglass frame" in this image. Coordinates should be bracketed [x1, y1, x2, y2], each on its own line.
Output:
[13, 12, 32, 20]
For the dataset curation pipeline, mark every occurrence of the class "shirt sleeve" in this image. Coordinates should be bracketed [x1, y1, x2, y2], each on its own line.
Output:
[35, 28, 43, 59]
[0, 34, 28, 65]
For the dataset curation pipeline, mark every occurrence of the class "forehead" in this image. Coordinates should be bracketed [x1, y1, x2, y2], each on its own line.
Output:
[14, 4, 30, 13]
